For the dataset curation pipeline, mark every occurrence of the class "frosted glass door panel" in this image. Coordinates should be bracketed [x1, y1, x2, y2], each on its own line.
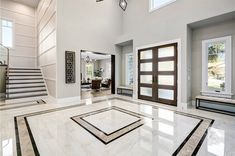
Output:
[158, 89, 174, 100]
[158, 61, 174, 71]
[158, 46, 174, 58]
[158, 75, 174, 86]
[140, 63, 152, 71]
[140, 87, 152, 97]
[140, 75, 152, 84]
[140, 50, 152, 59]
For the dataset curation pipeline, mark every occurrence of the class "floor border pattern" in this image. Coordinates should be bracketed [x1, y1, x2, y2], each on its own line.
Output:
[14, 97, 214, 156]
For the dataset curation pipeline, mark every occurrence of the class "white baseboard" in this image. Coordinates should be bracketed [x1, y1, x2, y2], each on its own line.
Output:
[191, 100, 196, 106]
[56, 96, 81, 104]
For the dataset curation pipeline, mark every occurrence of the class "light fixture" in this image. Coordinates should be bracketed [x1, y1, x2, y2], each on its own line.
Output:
[96, 0, 127, 11]
[83, 55, 96, 64]
[119, 0, 127, 11]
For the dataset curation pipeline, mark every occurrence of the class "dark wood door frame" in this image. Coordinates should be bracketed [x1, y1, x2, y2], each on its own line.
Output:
[111, 55, 115, 94]
[138, 43, 178, 106]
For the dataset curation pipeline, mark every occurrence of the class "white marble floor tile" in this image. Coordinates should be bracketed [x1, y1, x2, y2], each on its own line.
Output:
[0, 95, 235, 156]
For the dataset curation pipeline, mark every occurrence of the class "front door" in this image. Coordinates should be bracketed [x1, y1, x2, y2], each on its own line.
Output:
[138, 43, 178, 106]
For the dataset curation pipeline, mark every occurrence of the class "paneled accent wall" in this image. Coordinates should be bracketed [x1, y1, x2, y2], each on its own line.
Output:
[37, 0, 57, 97]
[0, 0, 37, 67]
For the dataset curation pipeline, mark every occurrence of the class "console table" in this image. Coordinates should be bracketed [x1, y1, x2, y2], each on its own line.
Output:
[196, 95, 235, 116]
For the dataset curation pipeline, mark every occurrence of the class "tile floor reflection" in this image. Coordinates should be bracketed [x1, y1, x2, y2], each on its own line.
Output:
[0, 95, 235, 156]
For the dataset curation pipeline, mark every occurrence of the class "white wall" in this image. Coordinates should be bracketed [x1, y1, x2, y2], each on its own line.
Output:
[0, 0, 37, 67]
[191, 20, 235, 99]
[120, 0, 235, 106]
[37, 0, 57, 97]
[56, 0, 122, 99]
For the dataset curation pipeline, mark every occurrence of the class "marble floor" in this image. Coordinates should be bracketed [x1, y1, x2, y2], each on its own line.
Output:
[81, 88, 111, 99]
[0, 95, 235, 156]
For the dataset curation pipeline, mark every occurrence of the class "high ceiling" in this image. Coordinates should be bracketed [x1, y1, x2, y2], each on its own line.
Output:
[12, 0, 40, 8]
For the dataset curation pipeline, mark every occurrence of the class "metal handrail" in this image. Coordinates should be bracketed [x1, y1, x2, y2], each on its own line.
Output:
[0, 43, 10, 99]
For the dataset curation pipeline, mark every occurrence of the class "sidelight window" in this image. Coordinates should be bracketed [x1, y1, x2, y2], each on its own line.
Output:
[202, 36, 232, 98]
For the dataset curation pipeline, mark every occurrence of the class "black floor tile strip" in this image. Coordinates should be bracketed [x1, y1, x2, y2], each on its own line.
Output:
[172, 120, 203, 156]
[24, 117, 40, 156]
[14, 117, 22, 156]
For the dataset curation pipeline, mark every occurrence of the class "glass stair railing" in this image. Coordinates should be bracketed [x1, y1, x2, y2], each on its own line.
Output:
[0, 43, 9, 99]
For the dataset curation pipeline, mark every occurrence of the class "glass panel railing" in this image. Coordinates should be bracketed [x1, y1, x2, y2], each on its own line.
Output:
[0, 43, 9, 99]
[0, 43, 9, 66]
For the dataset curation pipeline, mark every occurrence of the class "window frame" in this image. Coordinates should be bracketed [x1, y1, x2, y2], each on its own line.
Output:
[1, 18, 14, 49]
[149, 0, 176, 12]
[125, 53, 134, 86]
[201, 36, 233, 98]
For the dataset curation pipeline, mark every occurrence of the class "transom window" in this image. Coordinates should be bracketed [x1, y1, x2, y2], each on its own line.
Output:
[1, 19, 13, 48]
[149, 0, 176, 12]
[202, 36, 232, 98]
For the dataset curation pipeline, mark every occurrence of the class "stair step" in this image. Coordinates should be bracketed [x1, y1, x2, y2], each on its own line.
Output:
[6, 82, 44, 85]
[6, 89, 47, 94]
[8, 74, 43, 77]
[6, 94, 48, 100]
[5, 95, 48, 104]
[8, 76, 43, 79]
[9, 68, 40, 71]
[5, 67, 48, 104]
[7, 78, 43, 80]
[6, 86, 46, 92]
[7, 79, 44, 84]
[8, 71, 41, 73]
[6, 85, 46, 89]
[7, 91, 48, 98]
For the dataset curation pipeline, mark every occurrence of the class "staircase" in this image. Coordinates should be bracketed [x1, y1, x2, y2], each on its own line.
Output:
[5, 68, 48, 104]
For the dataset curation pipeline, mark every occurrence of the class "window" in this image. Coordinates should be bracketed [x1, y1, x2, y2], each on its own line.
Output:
[85, 64, 94, 79]
[1, 19, 13, 48]
[150, 0, 176, 12]
[202, 36, 232, 98]
[126, 53, 133, 86]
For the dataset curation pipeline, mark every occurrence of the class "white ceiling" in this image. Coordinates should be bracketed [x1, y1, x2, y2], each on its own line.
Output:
[81, 52, 111, 60]
[12, 0, 40, 8]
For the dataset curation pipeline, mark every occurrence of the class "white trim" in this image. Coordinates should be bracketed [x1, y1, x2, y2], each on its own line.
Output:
[135, 38, 182, 106]
[56, 96, 81, 104]
[149, 0, 177, 12]
[201, 36, 233, 98]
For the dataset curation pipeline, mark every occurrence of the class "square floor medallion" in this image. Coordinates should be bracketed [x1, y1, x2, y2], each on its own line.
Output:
[71, 106, 146, 144]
